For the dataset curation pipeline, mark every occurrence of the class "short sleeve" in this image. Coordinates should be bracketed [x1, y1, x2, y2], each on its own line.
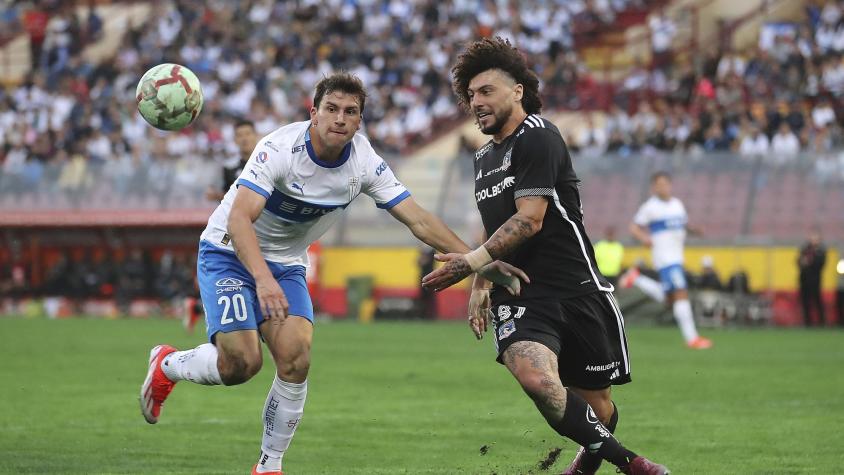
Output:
[361, 147, 410, 210]
[236, 139, 287, 199]
[633, 202, 650, 227]
[512, 128, 564, 200]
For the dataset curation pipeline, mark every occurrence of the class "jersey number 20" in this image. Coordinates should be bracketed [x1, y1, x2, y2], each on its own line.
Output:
[218, 294, 248, 324]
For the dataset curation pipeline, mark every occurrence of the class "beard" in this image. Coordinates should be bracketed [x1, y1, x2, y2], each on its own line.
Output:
[478, 106, 512, 135]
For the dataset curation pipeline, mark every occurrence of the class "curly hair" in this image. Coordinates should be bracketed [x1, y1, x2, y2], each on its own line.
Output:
[451, 37, 542, 114]
[313, 72, 367, 115]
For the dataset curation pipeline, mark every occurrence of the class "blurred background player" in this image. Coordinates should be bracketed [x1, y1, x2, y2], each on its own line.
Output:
[621, 172, 713, 349]
[183, 119, 260, 333]
[139, 72, 526, 475]
[204, 119, 259, 203]
[424, 37, 669, 475]
[797, 228, 827, 327]
[594, 226, 625, 287]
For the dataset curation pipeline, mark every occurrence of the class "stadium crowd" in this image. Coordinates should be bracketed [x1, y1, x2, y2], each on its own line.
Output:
[569, 0, 844, 174]
[2, 0, 844, 194]
[0, 0, 651, 185]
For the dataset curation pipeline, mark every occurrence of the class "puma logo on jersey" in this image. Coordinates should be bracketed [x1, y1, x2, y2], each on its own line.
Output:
[291, 182, 305, 194]
[249, 169, 259, 179]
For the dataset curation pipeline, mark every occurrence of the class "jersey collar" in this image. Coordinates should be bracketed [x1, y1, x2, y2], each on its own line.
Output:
[305, 127, 352, 169]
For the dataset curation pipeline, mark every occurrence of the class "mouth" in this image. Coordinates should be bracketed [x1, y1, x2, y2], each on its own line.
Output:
[476, 111, 492, 121]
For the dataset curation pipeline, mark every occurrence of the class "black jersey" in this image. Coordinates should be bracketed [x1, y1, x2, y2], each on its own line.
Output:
[473, 114, 612, 301]
[222, 160, 248, 192]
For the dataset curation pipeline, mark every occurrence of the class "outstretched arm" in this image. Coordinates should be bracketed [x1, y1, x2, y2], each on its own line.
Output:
[387, 197, 471, 253]
[388, 197, 529, 293]
[421, 196, 547, 292]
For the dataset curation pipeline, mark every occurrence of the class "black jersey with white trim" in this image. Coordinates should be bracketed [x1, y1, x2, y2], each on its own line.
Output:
[473, 114, 612, 301]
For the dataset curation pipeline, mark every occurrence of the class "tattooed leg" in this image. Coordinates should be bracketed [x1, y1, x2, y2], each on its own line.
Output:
[502, 341, 567, 424]
[502, 340, 639, 468]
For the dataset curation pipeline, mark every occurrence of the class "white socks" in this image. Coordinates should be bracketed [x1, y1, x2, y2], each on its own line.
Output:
[633, 275, 666, 303]
[673, 299, 699, 343]
[161, 343, 223, 385]
[255, 376, 308, 473]
[631, 275, 700, 343]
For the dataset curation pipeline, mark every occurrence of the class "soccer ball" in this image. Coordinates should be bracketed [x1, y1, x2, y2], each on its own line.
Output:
[136, 63, 203, 131]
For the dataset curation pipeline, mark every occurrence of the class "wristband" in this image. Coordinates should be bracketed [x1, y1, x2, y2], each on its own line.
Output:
[464, 246, 493, 271]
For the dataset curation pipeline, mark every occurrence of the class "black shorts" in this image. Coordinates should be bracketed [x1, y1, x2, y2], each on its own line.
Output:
[491, 291, 631, 390]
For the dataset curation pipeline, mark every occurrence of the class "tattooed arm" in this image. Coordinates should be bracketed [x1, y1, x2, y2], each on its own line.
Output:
[422, 196, 547, 291]
[484, 196, 547, 259]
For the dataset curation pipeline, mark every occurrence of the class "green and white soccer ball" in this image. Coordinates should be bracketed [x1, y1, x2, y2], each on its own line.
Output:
[136, 63, 203, 131]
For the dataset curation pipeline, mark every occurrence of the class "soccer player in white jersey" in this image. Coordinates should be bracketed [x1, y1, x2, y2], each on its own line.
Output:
[622, 172, 713, 349]
[139, 72, 527, 475]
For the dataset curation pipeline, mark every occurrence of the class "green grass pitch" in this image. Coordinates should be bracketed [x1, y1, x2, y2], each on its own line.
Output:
[1, 317, 842, 474]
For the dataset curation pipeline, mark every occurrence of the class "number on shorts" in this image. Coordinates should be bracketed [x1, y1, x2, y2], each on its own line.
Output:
[218, 294, 248, 324]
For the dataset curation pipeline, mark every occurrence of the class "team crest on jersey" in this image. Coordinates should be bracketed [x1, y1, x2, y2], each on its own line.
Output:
[256, 151, 268, 163]
[501, 148, 512, 171]
[348, 176, 360, 202]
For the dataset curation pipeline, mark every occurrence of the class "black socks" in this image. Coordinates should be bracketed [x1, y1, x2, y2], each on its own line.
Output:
[550, 390, 636, 468]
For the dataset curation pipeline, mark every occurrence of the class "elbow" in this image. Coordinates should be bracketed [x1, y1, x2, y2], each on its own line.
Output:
[531, 219, 543, 235]
[526, 217, 543, 236]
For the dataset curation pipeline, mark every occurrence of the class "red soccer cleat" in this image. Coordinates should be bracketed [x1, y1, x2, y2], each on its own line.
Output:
[618, 267, 640, 289]
[687, 336, 713, 350]
[140, 344, 178, 424]
[251, 465, 283, 475]
[562, 447, 600, 475]
[620, 456, 670, 475]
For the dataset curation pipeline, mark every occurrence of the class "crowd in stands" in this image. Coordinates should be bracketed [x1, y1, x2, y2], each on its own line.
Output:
[569, 1, 844, 178]
[0, 0, 652, 192]
[3, 0, 844, 198]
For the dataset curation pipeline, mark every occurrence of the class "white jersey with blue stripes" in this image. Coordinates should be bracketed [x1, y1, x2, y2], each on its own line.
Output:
[632, 195, 687, 270]
[200, 121, 410, 267]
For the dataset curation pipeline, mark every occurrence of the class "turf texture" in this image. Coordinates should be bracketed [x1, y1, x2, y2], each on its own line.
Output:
[0, 317, 842, 474]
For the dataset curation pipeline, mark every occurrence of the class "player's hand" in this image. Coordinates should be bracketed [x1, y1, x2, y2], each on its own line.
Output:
[468, 288, 491, 340]
[256, 276, 289, 322]
[421, 253, 473, 291]
[477, 261, 530, 296]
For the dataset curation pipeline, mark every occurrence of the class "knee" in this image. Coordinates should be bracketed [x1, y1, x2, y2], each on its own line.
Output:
[276, 348, 311, 383]
[219, 349, 262, 385]
[514, 370, 557, 402]
[591, 397, 615, 425]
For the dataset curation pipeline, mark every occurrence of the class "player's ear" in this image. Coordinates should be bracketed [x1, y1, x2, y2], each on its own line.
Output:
[310, 106, 318, 124]
[513, 83, 523, 103]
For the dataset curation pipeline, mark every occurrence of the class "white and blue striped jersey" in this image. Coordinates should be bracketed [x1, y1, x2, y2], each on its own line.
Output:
[632, 196, 687, 270]
[200, 121, 409, 267]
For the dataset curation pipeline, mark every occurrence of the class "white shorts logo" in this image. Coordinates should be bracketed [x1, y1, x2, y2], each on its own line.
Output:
[216, 277, 244, 294]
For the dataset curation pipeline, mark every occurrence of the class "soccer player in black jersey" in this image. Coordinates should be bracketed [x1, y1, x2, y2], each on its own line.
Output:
[422, 37, 669, 475]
